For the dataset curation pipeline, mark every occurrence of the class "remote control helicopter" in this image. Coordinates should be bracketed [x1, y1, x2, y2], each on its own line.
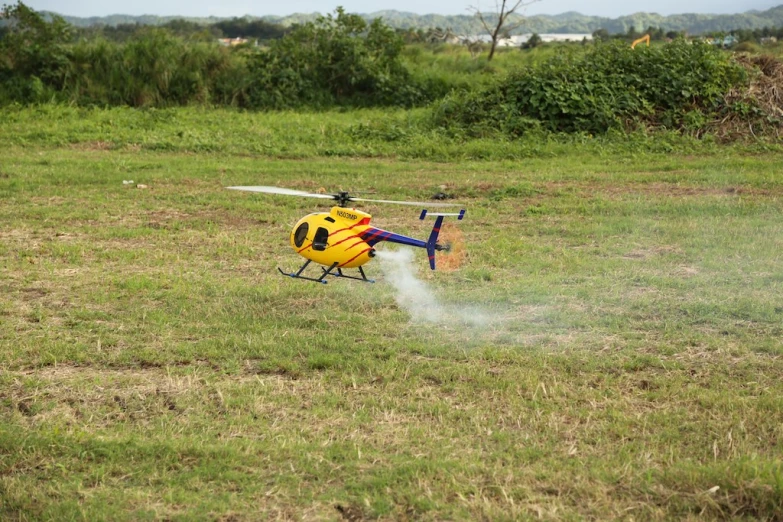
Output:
[227, 186, 466, 284]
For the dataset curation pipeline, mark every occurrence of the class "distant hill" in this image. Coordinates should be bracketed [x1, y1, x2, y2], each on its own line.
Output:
[52, 14, 228, 27]
[49, 5, 783, 35]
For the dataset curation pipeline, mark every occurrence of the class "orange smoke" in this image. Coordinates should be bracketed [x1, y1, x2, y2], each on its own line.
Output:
[437, 223, 467, 271]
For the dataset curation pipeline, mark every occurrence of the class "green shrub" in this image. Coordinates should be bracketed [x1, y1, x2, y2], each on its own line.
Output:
[0, 3, 249, 107]
[244, 8, 424, 109]
[63, 30, 248, 107]
[0, 2, 71, 103]
[735, 42, 761, 53]
[432, 40, 748, 136]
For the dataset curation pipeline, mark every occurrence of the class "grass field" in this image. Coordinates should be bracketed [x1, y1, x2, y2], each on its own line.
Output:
[1, 107, 782, 520]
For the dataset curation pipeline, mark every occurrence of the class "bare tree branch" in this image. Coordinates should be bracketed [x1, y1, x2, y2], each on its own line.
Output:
[468, 0, 541, 61]
[473, 10, 493, 34]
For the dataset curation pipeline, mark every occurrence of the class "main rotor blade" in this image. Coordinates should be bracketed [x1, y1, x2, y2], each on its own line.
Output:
[349, 196, 456, 208]
[226, 186, 335, 200]
[227, 186, 458, 208]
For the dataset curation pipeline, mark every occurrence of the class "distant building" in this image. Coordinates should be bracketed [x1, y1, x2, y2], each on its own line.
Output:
[761, 36, 778, 45]
[517, 33, 593, 44]
[705, 35, 738, 47]
[453, 33, 593, 48]
[464, 33, 592, 47]
[218, 37, 252, 47]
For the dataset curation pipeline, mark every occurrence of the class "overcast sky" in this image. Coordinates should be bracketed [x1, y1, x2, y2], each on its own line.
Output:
[24, 0, 782, 18]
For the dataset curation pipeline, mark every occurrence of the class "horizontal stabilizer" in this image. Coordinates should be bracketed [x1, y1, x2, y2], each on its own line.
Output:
[420, 209, 466, 220]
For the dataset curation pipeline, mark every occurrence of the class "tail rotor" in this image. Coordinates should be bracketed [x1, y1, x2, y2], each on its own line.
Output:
[421, 209, 465, 270]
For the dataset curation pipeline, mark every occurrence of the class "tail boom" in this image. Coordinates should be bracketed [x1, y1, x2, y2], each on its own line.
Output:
[359, 208, 465, 270]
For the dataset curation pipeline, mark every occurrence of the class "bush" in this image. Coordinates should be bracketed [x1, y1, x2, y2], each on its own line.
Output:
[0, 3, 453, 110]
[735, 41, 761, 53]
[432, 40, 748, 136]
[244, 8, 424, 109]
[0, 2, 71, 103]
[64, 30, 248, 107]
[0, 3, 250, 107]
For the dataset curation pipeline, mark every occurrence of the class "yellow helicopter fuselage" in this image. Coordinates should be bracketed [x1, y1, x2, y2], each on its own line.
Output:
[290, 207, 378, 269]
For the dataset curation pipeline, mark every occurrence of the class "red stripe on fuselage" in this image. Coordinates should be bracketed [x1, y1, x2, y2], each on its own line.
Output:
[329, 233, 362, 248]
[364, 229, 393, 245]
[361, 228, 383, 243]
[296, 223, 368, 254]
[339, 247, 372, 267]
[329, 223, 367, 237]
[345, 238, 367, 251]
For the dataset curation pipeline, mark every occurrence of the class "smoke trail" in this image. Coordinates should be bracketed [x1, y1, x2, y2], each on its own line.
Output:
[373, 248, 572, 351]
[376, 248, 443, 323]
[375, 248, 493, 327]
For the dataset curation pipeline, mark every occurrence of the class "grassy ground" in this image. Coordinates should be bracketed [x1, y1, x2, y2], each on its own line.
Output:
[1, 107, 782, 520]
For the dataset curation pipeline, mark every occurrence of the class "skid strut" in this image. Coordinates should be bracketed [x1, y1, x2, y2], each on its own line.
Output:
[278, 261, 374, 284]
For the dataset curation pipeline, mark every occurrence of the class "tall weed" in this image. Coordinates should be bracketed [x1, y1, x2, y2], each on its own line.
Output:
[64, 30, 247, 107]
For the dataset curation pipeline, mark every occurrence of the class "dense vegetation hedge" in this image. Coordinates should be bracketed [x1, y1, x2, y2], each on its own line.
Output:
[432, 41, 749, 136]
[65, 31, 245, 107]
[0, 4, 435, 109]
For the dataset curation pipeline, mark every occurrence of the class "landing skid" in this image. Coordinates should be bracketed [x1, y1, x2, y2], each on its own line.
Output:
[324, 265, 375, 283]
[277, 261, 375, 284]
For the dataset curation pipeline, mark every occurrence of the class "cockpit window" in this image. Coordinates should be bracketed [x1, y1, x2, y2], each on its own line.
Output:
[293, 222, 308, 248]
[313, 227, 329, 251]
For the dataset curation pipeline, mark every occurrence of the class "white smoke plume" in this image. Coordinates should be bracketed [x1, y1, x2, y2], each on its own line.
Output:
[375, 248, 493, 327]
[376, 248, 442, 323]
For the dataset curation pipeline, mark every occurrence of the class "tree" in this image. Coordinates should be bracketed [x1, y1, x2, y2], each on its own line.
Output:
[246, 8, 414, 108]
[520, 32, 541, 49]
[0, 1, 72, 99]
[468, 0, 539, 61]
[592, 28, 609, 42]
[212, 18, 286, 41]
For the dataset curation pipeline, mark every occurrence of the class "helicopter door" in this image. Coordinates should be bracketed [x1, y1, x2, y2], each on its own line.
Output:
[312, 227, 329, 251]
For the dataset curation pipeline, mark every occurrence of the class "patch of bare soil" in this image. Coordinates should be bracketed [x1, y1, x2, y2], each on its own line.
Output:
[2, 364, 288, 426]
[69, 141, 114, 151]
[429, 182, 779, 204]
[622, 245, 683, 260]
[140, 208, 267, 230]
[547, 181, 780, 198]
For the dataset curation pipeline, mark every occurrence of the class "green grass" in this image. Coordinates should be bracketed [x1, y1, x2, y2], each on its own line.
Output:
[3, 104, 779, 162]
[1, 106, 782, 520]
